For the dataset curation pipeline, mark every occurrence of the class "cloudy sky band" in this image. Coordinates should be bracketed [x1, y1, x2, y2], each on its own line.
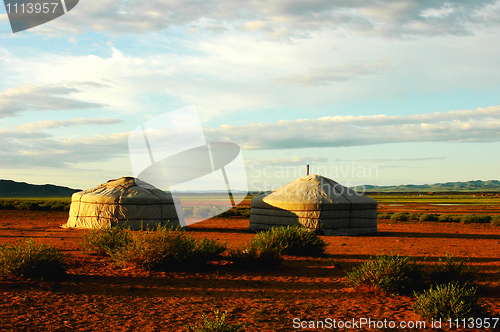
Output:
[2, 105, 498, 169]
[21, 0, 500, 37]
[1, 0, 500, 188]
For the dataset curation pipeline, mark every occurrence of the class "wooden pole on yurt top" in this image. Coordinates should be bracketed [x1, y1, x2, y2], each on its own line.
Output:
[306, 164, 310, 175]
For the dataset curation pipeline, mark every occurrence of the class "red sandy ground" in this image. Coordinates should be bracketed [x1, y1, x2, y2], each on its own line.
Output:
[0, 208, 499, 332]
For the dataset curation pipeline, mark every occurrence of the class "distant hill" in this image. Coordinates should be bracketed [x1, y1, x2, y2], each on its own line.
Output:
[1, 179, 499, 197]
[357, 180, 500, 192]
[0, 179, 81, 197]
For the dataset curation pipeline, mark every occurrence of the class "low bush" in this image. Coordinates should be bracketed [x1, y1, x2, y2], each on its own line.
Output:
[183, 207, 194, 217]
[111, 226, 226, 271]
[438, 214, 461, 223]
[193, 206, 212, 218]
[81, 226, 131, 255]
[419, 213, 439, 222]
[377, 212, 391, 220]
[188, 206, 250, 218]
[219, 208, 251, 218]
[390, 213, 408, 222]
[407, 213, 419, 222]
[227, 243, 282, 269]
[14, 202, 35, 210]
[346, 252, 424, 295]
[0, 239, 66, 279]
[491, 215, 500, 226]
[429, 254, 478, 286]
[186, 308, 244, 332]
[413, 283, 490, 321]
[0, 202, 14, 209]
[194, 238, 228, 264]
[0, 198, 71, 211]
[252, 226, 327, 256]
[460, 214, 491, 224]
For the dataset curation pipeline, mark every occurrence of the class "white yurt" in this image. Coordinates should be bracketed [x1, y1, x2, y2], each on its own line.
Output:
[249, 174, 377, 236]
[63, 177, 183, 229]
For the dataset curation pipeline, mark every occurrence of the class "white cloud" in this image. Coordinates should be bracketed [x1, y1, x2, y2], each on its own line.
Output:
[32, 0, 500, 38]
[0, 43, 293, 120]
[244, 156, 328, 166]
[0, 129, 129, 168]
[0, 83, 105, 118]
[15, 118, 123, 132]
[278, 61, 387, 86]
[205, 106, 500, 150]
[338, 157, 447, 163]
[421, 3, 455, 18]
[0, 48, 169, 116]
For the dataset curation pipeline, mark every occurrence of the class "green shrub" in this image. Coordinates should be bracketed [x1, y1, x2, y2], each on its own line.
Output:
[186, 308, 244, 332]
[0, 198, 71, 211]
[346, 252, 424, 295]
[461, 214, 491, 224]
[252, 226, 327, 256]
[15, 201, 35, 210]
[438, 214, 461, 223]
[227, 243, 282, 269]
[194, 238, 229, 263]
[390, 213, 408, 221]
[491, 215, 500, 226]
[51, 203, 67, 211]
[219, 208, 251, 218]
[429, 254, 478, 286]
[111, 226, 226, 271]
[419, 213, 439, 222]
[183, 207, 194, 217]
[0, 202, 14, 209]
[377, 212, 391, 220]
[413, 283, 490, 320]
[81, 226, 131, 255]
[0, 239, 66, 279]
[407, 213, 419, 222]
[193, 206, 212, 218]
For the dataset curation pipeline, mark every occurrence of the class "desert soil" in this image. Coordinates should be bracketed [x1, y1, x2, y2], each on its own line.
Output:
[0, 206, 499, 331]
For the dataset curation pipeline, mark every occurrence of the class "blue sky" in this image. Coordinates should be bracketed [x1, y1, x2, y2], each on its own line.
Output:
[1, 0, 500, 191]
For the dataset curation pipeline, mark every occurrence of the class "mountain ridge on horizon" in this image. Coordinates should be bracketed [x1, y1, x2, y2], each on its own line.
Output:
[1, 179, 499, 197]
[0, 179, 81, 197]
[357, 179, 500, 192]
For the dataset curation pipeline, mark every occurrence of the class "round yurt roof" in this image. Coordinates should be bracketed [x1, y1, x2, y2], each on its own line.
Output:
[250, 175, 378, 236]
[63, 177, 183, 229]
[252, 174, 377, 211]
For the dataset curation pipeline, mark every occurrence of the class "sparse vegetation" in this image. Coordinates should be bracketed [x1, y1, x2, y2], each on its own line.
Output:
[378, 211, 499, 224]
[81, 226, 131, 255]
[390, 212, 408, 221]
[429, 254, 478, 286]
[110, 225, 226, 271]
[437, 214, 461, 223]
[251, 226, 327, 256]
[377, 212, 391, 220]
[460, 214, 491, 224]
[407, 213, 419, 222]
[183, 206, 251, 219]
[490, 215, 500, 226]
[186, 308, 244, 332]
[0, 198, 71, 211]
[419, 213, 439, 222]
[227, 243, 282, 269]
[193, 206, 212, 218]
[413, 283, 490, 320]
[219, 207, 251, 218]
[1, 191, 500, 330]
[346, 252, 424, 295]
[0, 239, 66, 279]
